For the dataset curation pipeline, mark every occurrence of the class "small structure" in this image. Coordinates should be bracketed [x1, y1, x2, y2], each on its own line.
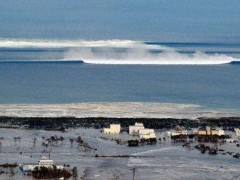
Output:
[206, 126, 211, 135]
[225, 138, 235, 143]
[234, 128, 240, 136]
[129, 123, 145, 136]
[211, 129, 225, 136]
[139, 129, 156, 139]
[191, 128, 198, 135]
[20, 157, 64, 173]
[103, 124, 121, 134]
[198, 129, 207, 135]
[198, 126, 224, 136]
[129, 123, 156, 140]
[233, 153, 240, 159]
[171, 126, 188, 136]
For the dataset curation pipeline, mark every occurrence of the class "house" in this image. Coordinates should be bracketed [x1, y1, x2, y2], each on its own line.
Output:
[171, 126, 188, 136]
[191, 128, 198, 135]
[103, 124, 121, 134]
[198, 129, 207, 135]
[198, 126, 224, 136]
[211, 129, 225, 136]
[234, 128, 240, 136]
[139, 129, 156, 139]
[129, 123, 156, 139]
[20, 156, 64, 172]
[225, 138, 235, 143]
[129, 123, 145, 136]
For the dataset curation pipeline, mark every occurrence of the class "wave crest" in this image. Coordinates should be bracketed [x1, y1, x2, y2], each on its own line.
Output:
[66, 50, 235, 65]
[0, 39, 238, 65]
[63, 40, 237, 65]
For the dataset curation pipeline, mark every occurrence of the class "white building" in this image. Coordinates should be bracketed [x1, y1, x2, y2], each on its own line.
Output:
[139, 128, 154, 135]
[225, 138, 235, 143]
[20, 157, 64, 172]
[103, 124, 121, 134]
[129, 123, 156, 139]
[211, 129, 225, 136]
[234, 128, 240, 136]
[171, 126, 188, 136]
[139, 129, 156, 139]
[191, 128, 198, 135]
[171, 130, 188, 136]
[166, 131, 172, 137]
[198, 126, 225, 136]
[129, 123, 145, 136]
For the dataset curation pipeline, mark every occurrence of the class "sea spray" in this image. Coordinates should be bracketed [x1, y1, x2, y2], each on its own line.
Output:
[0, 38, 238, 64]
[64, 42, 236, 65]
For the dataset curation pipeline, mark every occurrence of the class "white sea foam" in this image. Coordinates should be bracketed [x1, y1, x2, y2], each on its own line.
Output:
[0, 39, 138, 48]
[70, 51, 234, 65]
[0, 102, 239, 118]
[0, 38, 238, 65]
[65, 45, 235, 65]
[63, 40, 237, 65]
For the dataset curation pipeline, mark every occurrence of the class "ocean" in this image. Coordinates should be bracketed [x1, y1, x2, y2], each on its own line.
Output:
[0, 40, 239, 112]
[1, 0, 240, 112]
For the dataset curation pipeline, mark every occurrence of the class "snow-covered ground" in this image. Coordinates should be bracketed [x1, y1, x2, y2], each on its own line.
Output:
[0, 128, 239, 179]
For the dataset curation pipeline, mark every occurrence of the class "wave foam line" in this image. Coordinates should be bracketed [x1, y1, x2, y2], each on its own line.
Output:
[0, 38, 238, 64]
[65, 47, 237, 65]
[0, 39, 142, 48]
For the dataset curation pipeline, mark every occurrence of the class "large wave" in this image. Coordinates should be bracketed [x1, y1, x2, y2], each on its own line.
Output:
[63, 40, 237, 65]
[65, 48, 235, 65]
[0, 39, 238, 65]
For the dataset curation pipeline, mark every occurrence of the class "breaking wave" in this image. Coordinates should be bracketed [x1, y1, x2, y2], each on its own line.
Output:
[66, 50, 236, 65]
[63, 40, 238, 65]
[0, 39, 239, 65]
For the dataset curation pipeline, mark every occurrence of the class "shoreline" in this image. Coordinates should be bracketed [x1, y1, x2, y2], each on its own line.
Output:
[0, 116, 240, 130]
[0, 102, 239, 119]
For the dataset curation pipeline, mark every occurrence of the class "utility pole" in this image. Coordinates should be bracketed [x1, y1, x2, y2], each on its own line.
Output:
[48, 148, 52, 159]
[131, 168, 136, 180]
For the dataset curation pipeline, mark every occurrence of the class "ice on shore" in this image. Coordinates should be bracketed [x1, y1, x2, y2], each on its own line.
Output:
[0, 102, 239, 118]
[0, 128, 239, 180]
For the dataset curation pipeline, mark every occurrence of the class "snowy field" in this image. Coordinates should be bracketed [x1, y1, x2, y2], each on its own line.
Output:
[0, 128, 239, 180]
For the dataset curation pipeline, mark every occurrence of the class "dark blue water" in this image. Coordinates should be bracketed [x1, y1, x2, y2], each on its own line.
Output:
[0, 61, 239, 109]
[0, 41, 239, 109]
[1, 0, 240, 110]
[1, 0, 240, 42]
